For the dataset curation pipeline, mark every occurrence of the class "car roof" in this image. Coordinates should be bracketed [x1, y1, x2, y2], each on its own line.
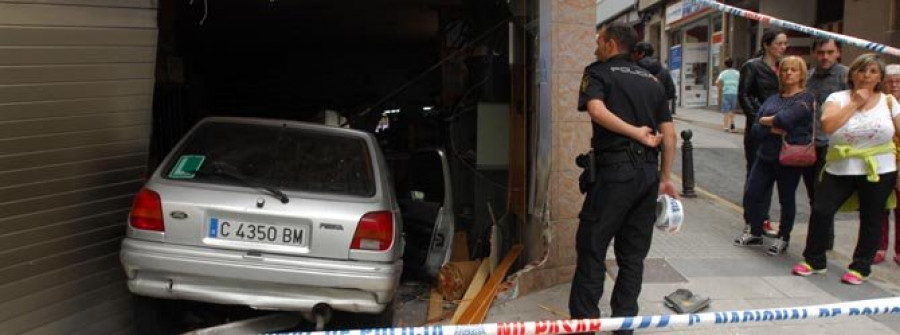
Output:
[197, 117, 374, 139]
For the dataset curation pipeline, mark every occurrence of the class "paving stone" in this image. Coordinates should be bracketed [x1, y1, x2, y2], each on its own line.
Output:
[667, 257, 793, 278]
[761, 276, 832, 298]
[606, 258, 688, 283]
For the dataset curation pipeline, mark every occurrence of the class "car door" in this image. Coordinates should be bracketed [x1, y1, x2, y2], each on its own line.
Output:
[392, 149, 455, 277]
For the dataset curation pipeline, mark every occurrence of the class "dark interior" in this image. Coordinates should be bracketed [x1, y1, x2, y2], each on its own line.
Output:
[151, 0, 524, 273]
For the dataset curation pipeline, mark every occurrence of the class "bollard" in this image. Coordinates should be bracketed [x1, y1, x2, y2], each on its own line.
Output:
[680, 129, 697, 198]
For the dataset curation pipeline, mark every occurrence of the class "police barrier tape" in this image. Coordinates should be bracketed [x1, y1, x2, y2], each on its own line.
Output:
[274, 297, 900, 335]
[690, 0, 900, 57]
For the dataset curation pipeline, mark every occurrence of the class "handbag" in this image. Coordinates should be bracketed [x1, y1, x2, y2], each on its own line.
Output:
[778, 100, 816, 167]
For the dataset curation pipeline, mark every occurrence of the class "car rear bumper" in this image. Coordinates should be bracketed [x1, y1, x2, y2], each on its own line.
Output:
[120, 238, 402, 313]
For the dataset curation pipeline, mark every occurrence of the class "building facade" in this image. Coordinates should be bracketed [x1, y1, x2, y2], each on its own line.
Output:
[577, 0, 900, 110]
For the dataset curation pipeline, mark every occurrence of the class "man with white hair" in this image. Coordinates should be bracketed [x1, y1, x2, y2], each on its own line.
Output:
[875, 64, 900, 265]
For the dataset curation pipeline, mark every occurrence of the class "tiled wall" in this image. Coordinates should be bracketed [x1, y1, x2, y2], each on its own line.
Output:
[517, 0, 596, 295]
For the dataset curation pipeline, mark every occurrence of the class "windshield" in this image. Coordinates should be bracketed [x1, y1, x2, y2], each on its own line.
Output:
[163, 121, 376, 197]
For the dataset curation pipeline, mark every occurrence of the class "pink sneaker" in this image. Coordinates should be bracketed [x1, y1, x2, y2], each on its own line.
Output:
[792, 261, 826, 276]
[894, 255, 900, 266]
[841, 270, 869, 285]
[873, 250, 886, 264]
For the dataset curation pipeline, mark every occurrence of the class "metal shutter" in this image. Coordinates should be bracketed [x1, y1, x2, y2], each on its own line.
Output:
[0, 1, 157, 333]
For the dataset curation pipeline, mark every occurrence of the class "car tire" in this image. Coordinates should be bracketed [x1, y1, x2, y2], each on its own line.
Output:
[132, 295, 178, 335]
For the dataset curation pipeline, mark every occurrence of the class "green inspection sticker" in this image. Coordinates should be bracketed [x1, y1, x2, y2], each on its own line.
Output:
[169, 155, 206, 179]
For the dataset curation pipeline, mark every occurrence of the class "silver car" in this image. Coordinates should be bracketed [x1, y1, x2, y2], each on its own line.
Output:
[121, 117, 404, 330]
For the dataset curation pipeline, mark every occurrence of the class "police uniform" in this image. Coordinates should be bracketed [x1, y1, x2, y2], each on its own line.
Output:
[568, 54, 672, 326]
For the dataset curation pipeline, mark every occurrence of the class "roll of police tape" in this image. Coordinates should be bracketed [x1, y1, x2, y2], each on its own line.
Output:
[272, 297, 900, 335]
[654, 194, 684, 233]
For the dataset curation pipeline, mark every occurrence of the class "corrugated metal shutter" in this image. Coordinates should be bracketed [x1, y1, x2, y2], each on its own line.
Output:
[0, 1, 157, 334]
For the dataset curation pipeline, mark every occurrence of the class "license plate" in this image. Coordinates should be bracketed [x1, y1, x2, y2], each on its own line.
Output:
[208, 218, 306, 246]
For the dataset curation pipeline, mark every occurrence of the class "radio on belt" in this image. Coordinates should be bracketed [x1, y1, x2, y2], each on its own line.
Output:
[655, 194, 684, 233]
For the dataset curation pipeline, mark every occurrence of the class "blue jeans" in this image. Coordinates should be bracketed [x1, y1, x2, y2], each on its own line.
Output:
[721, 94, 737, 112]
[743, 158, 803, 240]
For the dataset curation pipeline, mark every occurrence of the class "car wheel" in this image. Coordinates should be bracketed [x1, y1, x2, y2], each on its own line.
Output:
[132, 295, 178, 335]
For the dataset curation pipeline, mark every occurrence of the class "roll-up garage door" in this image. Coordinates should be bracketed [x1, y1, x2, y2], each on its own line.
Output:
[0, 1, 157, 333]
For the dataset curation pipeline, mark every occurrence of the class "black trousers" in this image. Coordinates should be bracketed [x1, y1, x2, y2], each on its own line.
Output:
[743, 158, 803, 240]
[803, 171, 896, 276]
[801, 146, 833, 247]
[743, 127, 772, 224]
[569, 162, 658, 334]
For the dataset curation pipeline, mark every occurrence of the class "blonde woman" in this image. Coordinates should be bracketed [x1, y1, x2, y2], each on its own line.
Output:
[793, 54, 900, 285]
[735, 56, 814, 256]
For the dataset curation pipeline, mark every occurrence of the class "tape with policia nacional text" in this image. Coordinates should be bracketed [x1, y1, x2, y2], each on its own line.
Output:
[690, 0, 900, 57]
[272, 297, 900, 335]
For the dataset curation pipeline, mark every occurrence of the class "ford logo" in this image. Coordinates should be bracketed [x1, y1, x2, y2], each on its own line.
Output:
[170, 211, 189, 219]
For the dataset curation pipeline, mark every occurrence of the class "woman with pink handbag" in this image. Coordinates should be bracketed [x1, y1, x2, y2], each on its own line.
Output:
[793, 54, 900, 285]
[735, 56, 815, 256]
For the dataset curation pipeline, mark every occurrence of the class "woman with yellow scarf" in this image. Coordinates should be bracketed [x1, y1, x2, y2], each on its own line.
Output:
[793, 54, 900, 285]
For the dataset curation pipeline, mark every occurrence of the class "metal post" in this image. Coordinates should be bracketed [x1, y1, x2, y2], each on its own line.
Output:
[680, 129, 697, 198]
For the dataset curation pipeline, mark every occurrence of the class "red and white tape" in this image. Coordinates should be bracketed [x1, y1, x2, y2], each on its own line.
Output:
[273, 297, 900, 335]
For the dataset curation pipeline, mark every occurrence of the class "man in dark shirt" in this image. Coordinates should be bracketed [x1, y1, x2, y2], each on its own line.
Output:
[803, 38, 848, 250]
[569, 22, 677, 335]
[632, 42, 677, 115]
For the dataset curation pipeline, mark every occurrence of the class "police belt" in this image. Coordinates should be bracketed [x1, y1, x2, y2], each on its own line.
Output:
[594, 146, 658, 166]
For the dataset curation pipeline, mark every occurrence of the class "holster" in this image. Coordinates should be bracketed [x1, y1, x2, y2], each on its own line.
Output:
[575, 149, 595, 194]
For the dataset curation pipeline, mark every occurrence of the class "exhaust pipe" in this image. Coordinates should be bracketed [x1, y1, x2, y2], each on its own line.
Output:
[310, 303, 333, 331]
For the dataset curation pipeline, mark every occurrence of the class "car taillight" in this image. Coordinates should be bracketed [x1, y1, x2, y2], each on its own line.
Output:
[351, 211, 393, 251]
[129, 188, 164, 231]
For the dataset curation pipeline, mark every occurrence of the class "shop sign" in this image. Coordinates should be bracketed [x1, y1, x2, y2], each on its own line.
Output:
[669, 45, 683, 71]
[665, 0, 684, 29]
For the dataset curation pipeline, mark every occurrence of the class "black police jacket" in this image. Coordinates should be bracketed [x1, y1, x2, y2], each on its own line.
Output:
[578, 54, 672, 152]
[738, 57, 779, 121]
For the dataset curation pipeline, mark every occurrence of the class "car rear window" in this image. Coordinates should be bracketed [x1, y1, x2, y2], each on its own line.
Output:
[163, 121, 376, 197]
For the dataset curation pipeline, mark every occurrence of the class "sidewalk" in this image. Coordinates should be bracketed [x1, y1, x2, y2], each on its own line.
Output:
[483, 108, 900, 334]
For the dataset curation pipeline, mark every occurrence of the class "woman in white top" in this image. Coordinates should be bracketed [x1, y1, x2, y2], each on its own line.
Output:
[792, 53, 900, 285]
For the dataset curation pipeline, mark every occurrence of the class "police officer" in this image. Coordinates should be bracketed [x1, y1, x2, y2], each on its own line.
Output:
[568, 22, 677, 335]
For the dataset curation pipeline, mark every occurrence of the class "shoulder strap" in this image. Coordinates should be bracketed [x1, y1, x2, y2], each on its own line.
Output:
[885, 93, 894, 118]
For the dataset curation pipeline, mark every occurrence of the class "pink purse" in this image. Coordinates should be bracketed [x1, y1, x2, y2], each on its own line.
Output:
[778, 101, 816, 167]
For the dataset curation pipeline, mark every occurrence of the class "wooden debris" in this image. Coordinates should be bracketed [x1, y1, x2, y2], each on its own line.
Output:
[455, 245, 523, 325]
[450, 259, 490, 324]
[438, 260, 481, 301]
